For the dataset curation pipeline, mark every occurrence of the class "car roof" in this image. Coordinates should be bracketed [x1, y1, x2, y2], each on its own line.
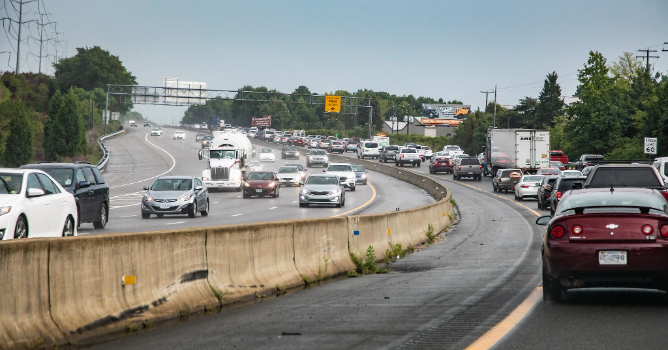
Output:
[21, 162, 94, 169]
[156, 176, 194, 180]
[328, 163, 352, 166]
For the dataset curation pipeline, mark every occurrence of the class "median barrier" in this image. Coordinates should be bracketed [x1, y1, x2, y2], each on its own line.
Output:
[0, 239, 65, 350]
[293, 217, 354, 281]
[206, 221, 302, 301]
[348, 214, 390, 257]
[48, 228, 216, 339]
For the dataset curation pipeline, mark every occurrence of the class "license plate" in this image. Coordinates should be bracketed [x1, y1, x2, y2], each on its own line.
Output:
[159, 204, 170, 209]
[599, 251, 627, 265]
[256, 189, 263, 193]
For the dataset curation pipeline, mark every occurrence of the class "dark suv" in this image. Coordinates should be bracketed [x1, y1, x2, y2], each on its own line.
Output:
[21, 162, 110, 229]
[537, 175, 559, 210]
[549, 176, 587, 216]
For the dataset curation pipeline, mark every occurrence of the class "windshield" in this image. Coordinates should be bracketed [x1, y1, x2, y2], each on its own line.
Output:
[352, 165, 365, 172]
[559, 191, 667, 213]
[210, 150, 236, 159]
[278, 167, 298, 173]
[260, 149, 273, 153]
[175, 131, 184, 134]
[446, 146, 461, 151]
[385, 146, 398, 151]
[284, 147, 297, 151]
[364, 142, 379, 148]
[460, 158, 479, 165]
[311, 150, 326, 155]
[151, 178, 192, 191]
[152, 128, 160, 131]
[522, 175, 543, 183]
[328, 165, 352, 172]
[250, 161, 261, 166]
[0, 173, 22, 194]
[247, 172, 273, 180]
[285, 164, 303, 170]
[402, 149, 417, 153]
[265, 131, 274, 135]
[42, 168, 74, 187]
[306, 176, 339, 185]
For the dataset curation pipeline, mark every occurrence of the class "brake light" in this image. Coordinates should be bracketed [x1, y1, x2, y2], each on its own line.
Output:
[571, 225, 583, 235]
[402, 154, 405, 159]
[458, 166, 461, 170]
[661, 191, 668, 200]
[480, 165, 483, 170]
[551, 225, 565, 238]
[642, 225, 654, 235]
[557, 191, 562, 199]
[520, 185, 529, 188]
[660, 225, 668, 238]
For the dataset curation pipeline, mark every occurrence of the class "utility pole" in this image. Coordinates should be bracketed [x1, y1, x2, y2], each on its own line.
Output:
[493, 85, 497, 129]
[2, 0, 37, 73]
[636, 48, 659, 72]
[480, 90, 494, 112]
[33, 12, 56, 74]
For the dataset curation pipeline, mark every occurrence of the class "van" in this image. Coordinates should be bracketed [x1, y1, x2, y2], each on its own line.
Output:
[357, 141, 380, 159]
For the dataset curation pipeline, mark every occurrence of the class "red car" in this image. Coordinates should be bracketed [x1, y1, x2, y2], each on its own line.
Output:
[242, 172, 280, 198]
[293, 138, 305, 147]
[537, 188, 668, 302]
[429, 157, 453, 174]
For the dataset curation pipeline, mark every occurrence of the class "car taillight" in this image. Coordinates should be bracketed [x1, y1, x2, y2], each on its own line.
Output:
[571, 225, 583, 235]
[402, 154, 405, 159]
[660, 225, 668, 238]
[480, 165, 483, 170]
[661, 191, 668, 200]
[642, 225, 654, 235]
[520, 185, 529, 188]
[551, 225, 565, 238]
[458, 166, 461, 170]
[557, 191, 562, 199]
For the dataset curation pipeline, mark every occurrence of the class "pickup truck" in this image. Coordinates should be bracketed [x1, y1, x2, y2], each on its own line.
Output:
[549, 150, 568, 165]
[584, 164, 667, 198]
[379, 145, 399, 163]
[453, 157, 482, 181]
[575, 154, 606, 170]
[395, 148, 421, 167]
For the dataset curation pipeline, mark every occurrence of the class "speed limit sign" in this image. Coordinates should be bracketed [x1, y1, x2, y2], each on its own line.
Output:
[644, 137, 657, 155]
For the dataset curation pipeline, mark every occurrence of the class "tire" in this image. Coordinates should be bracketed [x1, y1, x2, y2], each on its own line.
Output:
[299, 203, 307, 207]
[62, 217, 75, 237]
[188, 201, 197, 218]
[543, 261, 564, 302]
[515, 193, 518, 200]
[351, 186, 356, 191]
[76, 206, 81, 228]
[504, 188, 509, 194]
[493, 185, 497, 192]
[93, 204, 108, 229]
[478, 176, 482, 181]
[200, 199, 209, 216]
[336, 202, 342, 208]
[157, 214, 164, 218]
[14, 215, 28, 239]
[342, 196, 345, 206]
[538, 199, 542, 210]
[142, 213, 150, 219]
[243, 193, 250, 198]
[417, 161, 421, 168]
[236, 185, 241, 192]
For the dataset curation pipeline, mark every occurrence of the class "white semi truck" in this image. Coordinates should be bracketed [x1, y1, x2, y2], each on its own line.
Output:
[198, 130, 253, 191]
[484, 127, 550, 174]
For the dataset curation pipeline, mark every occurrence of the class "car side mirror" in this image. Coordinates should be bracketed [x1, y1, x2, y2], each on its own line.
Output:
[323, 169, 327, 172]
[78, 181, 91, 188]
[143, 186, 149, 190]
[198, 150, 203, 160]
[536, 216, 551, 225]
[27, 188, 45, 197]
[195, 186, 203, 191]
[365, 169, 369, 173]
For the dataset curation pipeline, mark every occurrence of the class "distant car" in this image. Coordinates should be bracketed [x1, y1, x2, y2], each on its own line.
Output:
[550, 161, 566, 171]
[0, 168, 78, 240]
[306, 149, 329, 167]
[537, 188, 668, 302]
[358, 141, 380, 159]
[277, 166, 302, 187]
[549, 176, 587, 216]
[195, 133, 207, 142]
[173, 131, 186, 140]
[318, 139, 331, 149]
[561, 170, 583, 177]
[141, 176, 209, 218]
[328, 141, 345, 154]
[395, 148, 421, 167]
[308, 139, 320, 149]
[243, 171, 280, 198]
[299, 174, 345, 208]
[201, 135, 214, 149]
[379, 145, 399, 163]
[281, 146, 300, 160]
[352, 164, 368, 185]
[259, 148, 276, 162]
[324, 163, 356, 191]
[151, 127, 162, 136]
[514, 175, 545, 201]
[248, 160, 264, 172]
[429, 156, 453, 174]
[492, 168, 522, 193]
[144, 121, 151, 127]
[582, 166, 595, 177]
[345, 142, 358, 153]
[537, 167, 562, 176]
[537, 175, 560, 210]
[452, 157, 482, 181]
[285, 163, 307, 182]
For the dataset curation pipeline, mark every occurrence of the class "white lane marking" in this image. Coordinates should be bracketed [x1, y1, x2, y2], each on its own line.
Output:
[292, 201, 298, 203]
[268, 206, 277, 210]
[237, 196, 242, 198]
[119, 214, 138, 218]
[213, 201, 220, 204]
[231, 214, 243, 217]
[165, 221, 185, 225]
[110, 134, 177, 189]
[110, 203, 141, 210]
[110, 190, 146, 199]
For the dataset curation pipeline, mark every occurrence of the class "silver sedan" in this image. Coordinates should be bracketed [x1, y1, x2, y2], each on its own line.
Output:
[141, 176, 209, 218]
[299, 174, 345, 208]
[514, 175, 545, 201]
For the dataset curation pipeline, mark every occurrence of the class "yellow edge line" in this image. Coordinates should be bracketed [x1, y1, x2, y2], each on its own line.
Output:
[332, 182, 377, 217]
[464, 287, 542, 350]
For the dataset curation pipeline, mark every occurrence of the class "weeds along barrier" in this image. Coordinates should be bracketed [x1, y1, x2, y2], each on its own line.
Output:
[0, 139, 454, 350]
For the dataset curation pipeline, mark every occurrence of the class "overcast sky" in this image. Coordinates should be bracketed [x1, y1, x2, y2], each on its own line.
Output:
[3, 0, 668, 124]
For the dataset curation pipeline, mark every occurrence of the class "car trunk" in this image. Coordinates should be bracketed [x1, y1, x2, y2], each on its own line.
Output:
[564, 214, 664, 243]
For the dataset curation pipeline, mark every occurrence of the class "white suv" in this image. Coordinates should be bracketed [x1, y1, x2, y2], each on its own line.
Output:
[324, 163, 356, 191]
[357, 141, 380, 159]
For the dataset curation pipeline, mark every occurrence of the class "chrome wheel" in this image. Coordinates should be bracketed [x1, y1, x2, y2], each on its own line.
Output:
[14, 216, 27, 239]
[62, 217, 74, 237]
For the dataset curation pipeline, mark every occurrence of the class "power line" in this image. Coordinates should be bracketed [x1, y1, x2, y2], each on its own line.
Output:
[480, 90, 493, 111]
[1, 0, 38, 73]
[636, 48, 659, 72]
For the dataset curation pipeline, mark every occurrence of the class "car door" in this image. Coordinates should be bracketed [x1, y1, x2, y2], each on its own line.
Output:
[74, 169, 91, 221]
[92, 167, 109, 210]
[23, 173, 50, 237]
[195, 178, 206, 210]
[37, 173, 68, 236]
[82, 167, 102, 221]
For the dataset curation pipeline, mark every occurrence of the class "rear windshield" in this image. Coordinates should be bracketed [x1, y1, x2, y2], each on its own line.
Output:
[584, 155, 604, 161]
[305, 176, 339, 185]
[446, 146, 460, 151]
[364, 142, 379, 148]
[559, 191, 667, 213]
[588, 167, 662, 188]
[401, 149, 417, 153]
[557, 178, 586, 191]
[460, 158, 480, 165]
[523, 175, 543, 183]
[278, 167, 298, 173]
[385, 146, 398, 151]
[551, 151, 564, 156]
[500, 170, 521, 178]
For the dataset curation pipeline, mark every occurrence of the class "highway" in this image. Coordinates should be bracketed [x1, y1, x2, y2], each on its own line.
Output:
[78, 128, 433, 235]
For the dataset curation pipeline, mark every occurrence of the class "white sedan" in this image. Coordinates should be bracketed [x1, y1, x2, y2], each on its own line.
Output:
[174, 131, 186, 140]
[0, 168, 77, 240]
[514, 174, 545, 201]
[259, 148, 276, 162]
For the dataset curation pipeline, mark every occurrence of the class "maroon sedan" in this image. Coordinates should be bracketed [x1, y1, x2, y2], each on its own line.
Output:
[537, 188, 668, 302]
[242, 172, 280, 198]
[429, 157, 453, 174]
[293, 138, 305, 147]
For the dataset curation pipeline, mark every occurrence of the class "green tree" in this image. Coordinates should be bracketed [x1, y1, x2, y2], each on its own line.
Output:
[2, 102, 34, 167]
[44, 90, 66, 160]
[535, 72, 564, 128]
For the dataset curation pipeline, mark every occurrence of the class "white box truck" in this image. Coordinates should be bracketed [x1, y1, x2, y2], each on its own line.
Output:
[484, 127, 550, 174]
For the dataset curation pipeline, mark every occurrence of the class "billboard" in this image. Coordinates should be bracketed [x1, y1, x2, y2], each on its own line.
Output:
[422, 104, 471, 120]
[420, 119, 463, 126]
[252, 116, 271, 127]
[163, 77, 207, 105]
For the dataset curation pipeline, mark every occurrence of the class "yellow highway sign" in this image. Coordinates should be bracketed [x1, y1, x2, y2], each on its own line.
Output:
[325, 95, 341, 113]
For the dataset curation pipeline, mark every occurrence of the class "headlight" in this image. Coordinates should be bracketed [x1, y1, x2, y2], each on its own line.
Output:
[268, 183, 276, 188]
[361, 174, 367, 178]
[329, 188, 341, 195]
[143, 195, 153, 202]
[0, 206, 11, 216]
[301, 189, 310, 195]
[179, 193, 194, 202]
[244, 182, 251, 187]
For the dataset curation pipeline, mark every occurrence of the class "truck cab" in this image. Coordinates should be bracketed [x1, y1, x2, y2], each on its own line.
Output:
[198, 131, 252, 192]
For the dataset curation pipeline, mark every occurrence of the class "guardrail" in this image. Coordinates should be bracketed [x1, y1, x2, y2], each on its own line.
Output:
[96, 129, 126, 171]
[0, 135, 454, 350]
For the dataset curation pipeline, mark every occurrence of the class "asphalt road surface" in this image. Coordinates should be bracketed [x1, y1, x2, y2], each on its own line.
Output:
[78, 128, 433, 236]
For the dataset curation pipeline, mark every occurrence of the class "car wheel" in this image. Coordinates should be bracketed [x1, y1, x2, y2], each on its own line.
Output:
[93, 203, 108, 229]
[201, 199, 209, 216]
[537, 199, 542, 209]
[543, 261, 564, 302]
[417, 161, 421, 167]
[14, 215, 28, 239]
[351, 185, 356, 191]
[342, 195, 345, 206]
[299, 202, 307, 208]
[243, 193, 250, 198]
[76, 205, 81, 228]
[336, 202, 342, 208]
[504, 188, 509, 194]
[62, 216, 75, 237]
[142, 213, 150, 219]
[493, 184, 497, 192]
[188, 201, 197, 218]
[236, 185, 241, 192]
